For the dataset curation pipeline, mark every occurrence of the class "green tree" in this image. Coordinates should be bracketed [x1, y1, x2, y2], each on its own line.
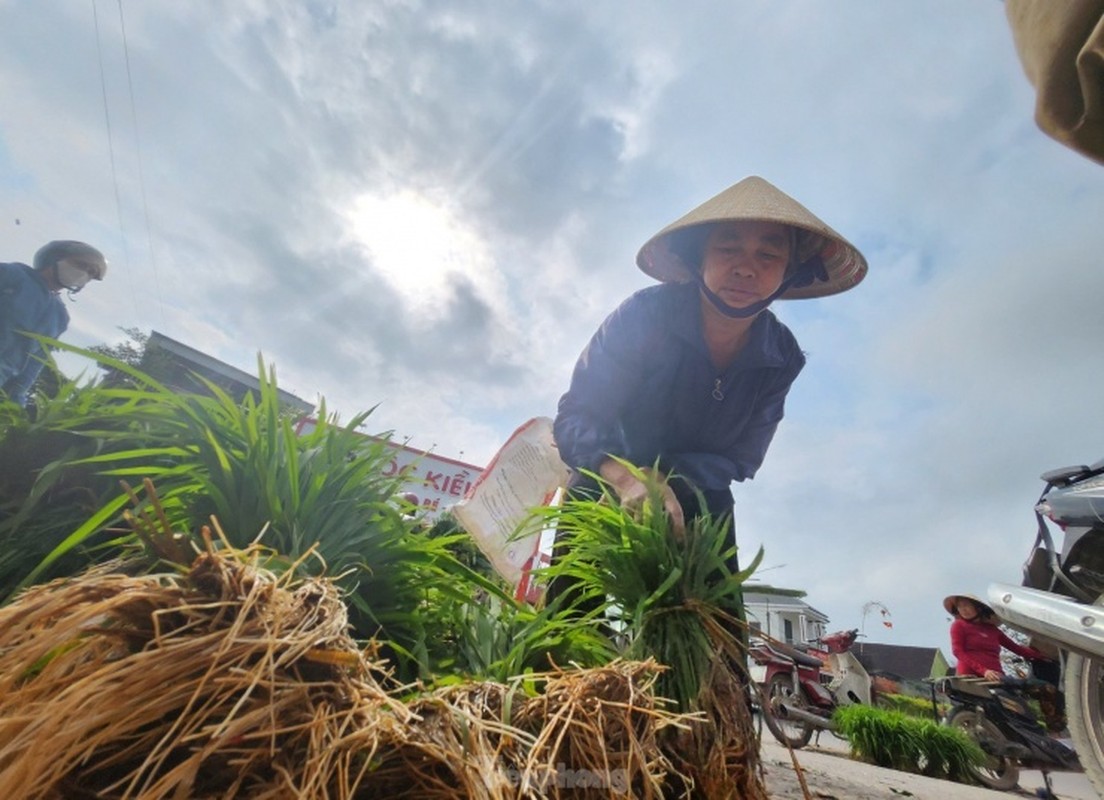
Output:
[88, 327, 174, 389]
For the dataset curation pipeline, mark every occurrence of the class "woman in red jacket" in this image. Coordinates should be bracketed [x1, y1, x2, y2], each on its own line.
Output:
[946, 593, 1047, 680]
[945, 592, 1065, 732]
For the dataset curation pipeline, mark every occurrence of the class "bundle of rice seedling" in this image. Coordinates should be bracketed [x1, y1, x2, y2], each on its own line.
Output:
[538, 465, 760, 712]
[513, 659, 689, 799]
[0, 455, 775, 800]
[662, 659, 770, 800]
[536, 467, 768, 797]
[833, 704, 985, 782]
[0, 543, 403, 799]
[354, 681, 532, 799]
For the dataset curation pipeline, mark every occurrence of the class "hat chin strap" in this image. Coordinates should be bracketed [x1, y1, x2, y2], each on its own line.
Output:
[694, 255, 829, 319]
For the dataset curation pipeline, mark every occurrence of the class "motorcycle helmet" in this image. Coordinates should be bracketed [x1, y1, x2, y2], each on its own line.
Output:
[33, 240, 108, 290]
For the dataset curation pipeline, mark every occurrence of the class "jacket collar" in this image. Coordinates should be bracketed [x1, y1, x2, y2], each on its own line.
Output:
[668, 282, 791, 370]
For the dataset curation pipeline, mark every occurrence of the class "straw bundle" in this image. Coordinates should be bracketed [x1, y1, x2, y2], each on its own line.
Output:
[0, 544, 767, 799]
[512, 660, 688, 799]
[665, 659, 770, 800]
[0, 550, 402, 799]
[356, 682, 530, 799]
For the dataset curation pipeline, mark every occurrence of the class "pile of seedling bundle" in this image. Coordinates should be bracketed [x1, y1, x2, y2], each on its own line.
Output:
[0, 358, 771, 799]
[0, 525, 767, 799]
[0, 535, 400, 798]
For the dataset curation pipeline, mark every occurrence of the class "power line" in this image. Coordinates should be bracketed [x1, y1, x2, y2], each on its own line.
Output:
[116, 0, 165, 324]
[92, 0, 139, 313]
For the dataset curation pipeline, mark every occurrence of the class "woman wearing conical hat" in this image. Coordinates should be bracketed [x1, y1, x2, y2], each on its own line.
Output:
[944, 593, 1051, 681]
[552, 176, 866, 541]
[944, 592, 1065, 731]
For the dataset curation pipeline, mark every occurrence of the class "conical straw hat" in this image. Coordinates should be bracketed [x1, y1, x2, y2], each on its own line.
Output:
[636, 176, 867, 300]
[943, 593, 995, 617]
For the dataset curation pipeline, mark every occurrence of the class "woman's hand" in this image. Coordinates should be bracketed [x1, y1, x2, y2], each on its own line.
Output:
[982, 669, 1003, 682]
[599, 459, 686, 538]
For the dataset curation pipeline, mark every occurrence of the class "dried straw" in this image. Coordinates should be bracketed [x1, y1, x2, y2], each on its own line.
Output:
[0, 547, 400, 799]
[514, 660, 691, 799]
[663, 657, 771, 800]
[0, 534, 770, 799]
[353, 682, 531, 799]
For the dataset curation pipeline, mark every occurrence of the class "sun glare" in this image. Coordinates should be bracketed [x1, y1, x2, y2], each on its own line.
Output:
[344, 190, 495, 314]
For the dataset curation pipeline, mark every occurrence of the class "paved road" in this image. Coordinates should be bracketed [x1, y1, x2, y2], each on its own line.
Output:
[759, 730, 1099, 800]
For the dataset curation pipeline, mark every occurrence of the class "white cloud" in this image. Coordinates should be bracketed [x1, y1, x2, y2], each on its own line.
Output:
[3, 0, 1102, 657]
[343, 188, 503, 318]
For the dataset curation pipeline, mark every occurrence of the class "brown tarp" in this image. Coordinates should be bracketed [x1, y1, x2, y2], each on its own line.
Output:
[1006, 0, 1104, 165]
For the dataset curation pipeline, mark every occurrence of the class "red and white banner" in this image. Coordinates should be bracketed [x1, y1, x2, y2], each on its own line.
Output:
[294, 417, 483, 520]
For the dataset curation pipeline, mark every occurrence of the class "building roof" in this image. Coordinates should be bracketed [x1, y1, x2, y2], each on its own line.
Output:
[743, 591, 830, 623]
[148, 330, 313, 414]
[852, 642, 946, 681]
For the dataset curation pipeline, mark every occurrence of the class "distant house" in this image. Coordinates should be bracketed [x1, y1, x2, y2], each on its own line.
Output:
[143, 330, 313, 415]
[851, 642, 951, 696]
[744, 588, 951, 697]
[744, 591, 829, 647]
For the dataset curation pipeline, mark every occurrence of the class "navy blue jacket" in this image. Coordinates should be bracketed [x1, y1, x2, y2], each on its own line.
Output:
[553, 282, 805, 495]
[0, 262, 69, 405]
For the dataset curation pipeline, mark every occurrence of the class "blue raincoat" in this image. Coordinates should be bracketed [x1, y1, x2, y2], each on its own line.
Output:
[553, 282, 804, 501]
[0, 262, 69, 406]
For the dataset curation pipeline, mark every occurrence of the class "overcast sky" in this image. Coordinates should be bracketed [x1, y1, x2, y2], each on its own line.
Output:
[3, 1, 1104, 660]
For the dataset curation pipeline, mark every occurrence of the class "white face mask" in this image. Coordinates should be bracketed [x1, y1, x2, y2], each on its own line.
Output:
[55, 259, 94, 291]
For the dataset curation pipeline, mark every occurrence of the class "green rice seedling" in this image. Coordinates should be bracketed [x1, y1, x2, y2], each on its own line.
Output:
[833, 704, 985, 781]
[0, 376, 155, 599]
[1, 343, 500, 682]
[914, 716, 987, 781]
[436, 591, 616, 682]
[536, 462, 759, 712]
[834, 705, 921, 772]
[877, 691, 947, 720]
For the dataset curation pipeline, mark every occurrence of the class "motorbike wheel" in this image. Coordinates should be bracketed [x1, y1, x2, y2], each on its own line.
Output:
[1065, 647, 1104, 797]
[761, 674, 814, 749]
[946, 708, 1020, 791]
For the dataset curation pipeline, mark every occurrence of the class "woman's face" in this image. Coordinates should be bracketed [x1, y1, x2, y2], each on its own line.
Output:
[699, 221, 791, 310]
[955, 598, 980, 620]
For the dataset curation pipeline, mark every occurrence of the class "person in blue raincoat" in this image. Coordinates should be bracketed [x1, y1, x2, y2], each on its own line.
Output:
[551, 176, 867, 593]
[1, 240, 107, 407]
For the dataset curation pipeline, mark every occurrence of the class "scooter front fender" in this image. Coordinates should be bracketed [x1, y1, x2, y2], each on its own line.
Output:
[987, 582, 1104, 659]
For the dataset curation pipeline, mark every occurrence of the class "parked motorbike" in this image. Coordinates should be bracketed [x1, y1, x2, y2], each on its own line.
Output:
[749, 628, 874, 748]
[987, 460, 1104, 797]
[936, 673, 1079, 792]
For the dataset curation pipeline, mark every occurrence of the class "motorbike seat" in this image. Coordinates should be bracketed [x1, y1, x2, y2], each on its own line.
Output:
[943, 676, 995, 698]
[768, 640, 825, 668]
[1041, 464, 1092, 486]
[999, 676, 1049, 691]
